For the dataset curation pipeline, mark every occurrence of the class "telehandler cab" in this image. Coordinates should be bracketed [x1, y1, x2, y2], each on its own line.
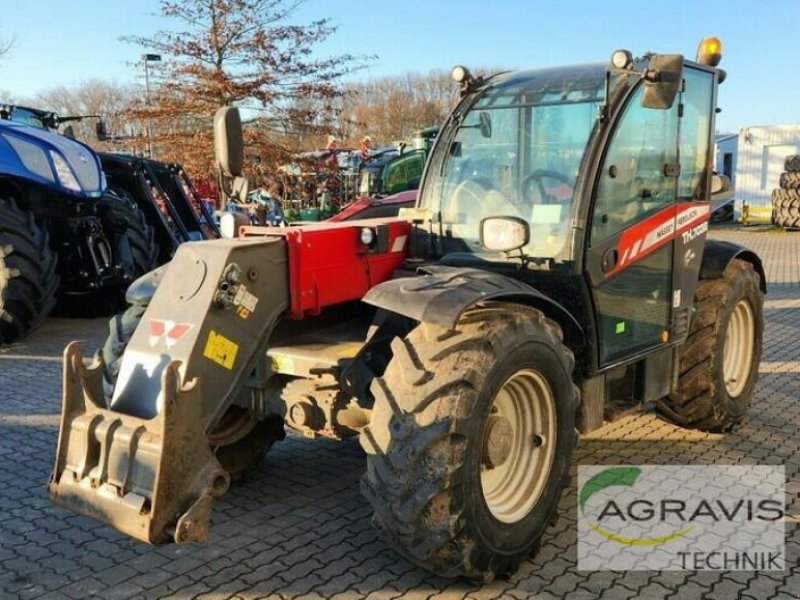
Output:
[50, 38, 765, 580]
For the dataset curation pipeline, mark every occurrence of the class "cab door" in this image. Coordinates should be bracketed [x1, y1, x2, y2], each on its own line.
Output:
[585, 82, 681, 367]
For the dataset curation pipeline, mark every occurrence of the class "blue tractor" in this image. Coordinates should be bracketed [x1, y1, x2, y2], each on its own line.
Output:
[0, 108, 157, 344]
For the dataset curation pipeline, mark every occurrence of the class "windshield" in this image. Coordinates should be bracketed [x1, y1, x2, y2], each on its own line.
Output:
[421, 64, 612, 259]
[3, 106, 49, 129]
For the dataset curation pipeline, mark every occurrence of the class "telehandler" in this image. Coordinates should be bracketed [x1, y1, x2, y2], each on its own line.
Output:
[50, 38, 764, 580]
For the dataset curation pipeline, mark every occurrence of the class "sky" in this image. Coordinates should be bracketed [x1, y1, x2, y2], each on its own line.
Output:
[1, 0, 798, 134]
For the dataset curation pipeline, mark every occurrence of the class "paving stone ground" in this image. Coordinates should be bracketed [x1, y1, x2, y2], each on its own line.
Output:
[1, 227, 799, 600]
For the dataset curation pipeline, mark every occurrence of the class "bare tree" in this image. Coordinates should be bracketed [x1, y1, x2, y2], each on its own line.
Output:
[335, 70, 459, 146]
[35, 80, 143, 149]
[0, 30, 13, 62]
[123, 0, 368, 178]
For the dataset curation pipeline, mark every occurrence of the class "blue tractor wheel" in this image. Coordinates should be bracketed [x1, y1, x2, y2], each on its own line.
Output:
[0, 197, 59, 343]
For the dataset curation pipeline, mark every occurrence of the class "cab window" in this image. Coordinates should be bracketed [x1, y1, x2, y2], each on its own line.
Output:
[678, 68, 714, 199]
[590, 86, 679, 243]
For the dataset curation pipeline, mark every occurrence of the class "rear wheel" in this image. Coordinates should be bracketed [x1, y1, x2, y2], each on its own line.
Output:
[0, 198, 58, 344]
[656, 259, 763, 431]
[360, 303, 578, 581]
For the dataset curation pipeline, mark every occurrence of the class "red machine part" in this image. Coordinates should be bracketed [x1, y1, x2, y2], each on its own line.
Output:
[608, 201, 711, 277]
[241, 218, 411, 319]
[327, 189, 417, 222]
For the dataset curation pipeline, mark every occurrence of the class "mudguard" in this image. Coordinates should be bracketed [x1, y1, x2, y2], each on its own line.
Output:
[700, 239, 767, 293]
[363, 265, 583, 344]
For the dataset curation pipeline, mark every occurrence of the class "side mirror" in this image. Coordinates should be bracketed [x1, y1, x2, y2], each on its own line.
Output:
[480, 216, 530, 253]
[711, 173, 731, 195]
[213, 106, 244, 177]
[95, 121, 107, 141]
[641, 54, 684, 110]
[479, 111, 492, 138]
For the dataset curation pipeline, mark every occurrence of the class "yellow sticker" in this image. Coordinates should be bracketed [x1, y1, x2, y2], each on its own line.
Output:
[236, 306, 251, 320]
[203, 330, 238, 370]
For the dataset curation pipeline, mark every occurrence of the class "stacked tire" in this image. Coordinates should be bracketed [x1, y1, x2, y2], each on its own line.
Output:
[771, 155, 800, 229]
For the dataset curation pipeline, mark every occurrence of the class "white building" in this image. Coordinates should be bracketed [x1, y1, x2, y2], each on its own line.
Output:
[713, 124, 800, 221]
[714, 133, 737, 184]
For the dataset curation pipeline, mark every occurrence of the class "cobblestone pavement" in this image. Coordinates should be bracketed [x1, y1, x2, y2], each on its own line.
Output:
[1, 228, 799, 600]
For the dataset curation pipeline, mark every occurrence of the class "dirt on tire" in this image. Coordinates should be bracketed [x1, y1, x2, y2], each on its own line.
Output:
[360, 302, 578, 581]
[656, 259, 763, 431]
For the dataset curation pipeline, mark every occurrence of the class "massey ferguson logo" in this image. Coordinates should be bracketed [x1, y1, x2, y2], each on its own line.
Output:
[148, 319, 193, 348]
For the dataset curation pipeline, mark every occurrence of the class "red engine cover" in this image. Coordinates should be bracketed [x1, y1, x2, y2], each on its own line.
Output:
[241, 218, 411, 319]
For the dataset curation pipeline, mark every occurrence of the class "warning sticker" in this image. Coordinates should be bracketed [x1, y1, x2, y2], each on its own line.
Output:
[232, 285, 259, 313]
[203, 330, 239, 370]
[242, 291, 258, 311]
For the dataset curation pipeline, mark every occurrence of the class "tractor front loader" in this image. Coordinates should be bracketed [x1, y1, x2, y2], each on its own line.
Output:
[51, 38, 766, 581]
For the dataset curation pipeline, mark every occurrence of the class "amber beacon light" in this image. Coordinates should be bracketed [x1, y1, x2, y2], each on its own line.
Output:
[697, 37, 722, 67]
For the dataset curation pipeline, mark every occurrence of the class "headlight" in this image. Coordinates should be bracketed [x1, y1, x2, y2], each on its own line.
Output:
[50, 151, 82, 192]
[360, 227, 376, 246]
[2, 134, 55, 182]
[611, 49, 633, 70]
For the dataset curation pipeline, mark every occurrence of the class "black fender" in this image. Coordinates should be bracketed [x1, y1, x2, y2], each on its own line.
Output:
[362, 265, 584, 350]
[125, 263, 169, 305]
[700, 239, 767, 293]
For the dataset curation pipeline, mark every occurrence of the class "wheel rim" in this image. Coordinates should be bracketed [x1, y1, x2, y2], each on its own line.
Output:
[722, 299, 755, 397]
[480, 369, 557, 524]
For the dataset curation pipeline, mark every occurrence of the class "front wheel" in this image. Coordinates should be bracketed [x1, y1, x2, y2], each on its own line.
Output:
[360, 302, 578, 581]
[656, 259, 763, 431]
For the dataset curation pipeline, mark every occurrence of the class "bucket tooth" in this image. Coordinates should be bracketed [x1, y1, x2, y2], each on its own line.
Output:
[50, 344, 229, 544]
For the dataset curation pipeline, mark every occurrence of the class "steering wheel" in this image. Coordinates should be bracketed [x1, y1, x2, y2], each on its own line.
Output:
[519, 170, 574, 205]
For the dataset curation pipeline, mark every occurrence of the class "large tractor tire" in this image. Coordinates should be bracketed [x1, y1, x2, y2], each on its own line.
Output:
[101, 189, 160, 275]
[101, 300, 283, 480]
[360, 302, 578, 581]
[57, 192, 159, 317]
[771, 189, 800, 229]
[784, 154, 800, 172]
[779, 171, 800, 190]
[656, 259, 763, 432]
[101, 300, 148, 397]
[0, 198, 58, 344]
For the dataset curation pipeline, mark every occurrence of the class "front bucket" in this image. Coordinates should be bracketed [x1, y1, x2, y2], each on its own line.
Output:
[49, 342, 229, 544]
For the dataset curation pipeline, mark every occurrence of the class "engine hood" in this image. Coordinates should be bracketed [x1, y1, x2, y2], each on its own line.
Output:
[0, 120, 104, 196]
